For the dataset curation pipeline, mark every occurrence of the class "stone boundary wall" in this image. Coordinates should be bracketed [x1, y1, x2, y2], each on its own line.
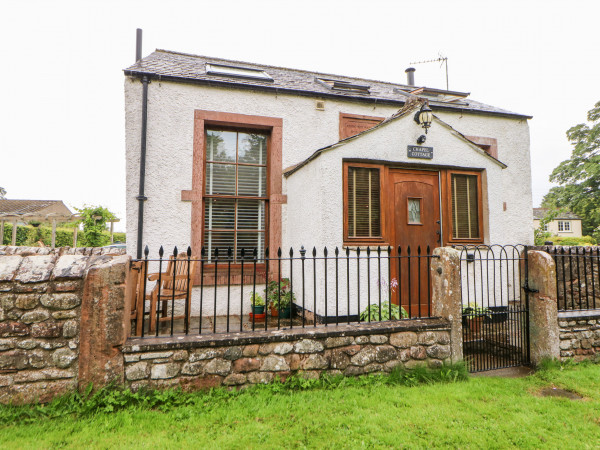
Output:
[0, 247, 130, 404]
[122, 320, 452, 390]
[1, 246, 461, 403]
[0, 245, 127, 257]
[558, 312, 600, 360]
[532, 245, 600, 310]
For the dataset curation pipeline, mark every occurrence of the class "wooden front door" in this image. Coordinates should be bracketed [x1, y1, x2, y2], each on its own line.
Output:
[389, 169, 441, 317]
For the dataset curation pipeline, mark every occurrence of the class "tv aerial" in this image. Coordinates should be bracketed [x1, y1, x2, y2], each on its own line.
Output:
[409, 54, 449, 90]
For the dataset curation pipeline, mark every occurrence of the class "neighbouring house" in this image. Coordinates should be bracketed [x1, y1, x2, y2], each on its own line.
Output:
[533, 207, 583, 238]
[0, 199, 77, 247]
[124, 49, 533, 318]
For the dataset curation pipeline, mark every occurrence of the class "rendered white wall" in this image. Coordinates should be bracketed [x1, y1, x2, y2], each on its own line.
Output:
[125, 77, 533, 317]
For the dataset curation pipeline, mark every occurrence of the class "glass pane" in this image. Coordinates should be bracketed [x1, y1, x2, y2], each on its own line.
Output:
[205, 163, 236, 195]
[238, 133, 267, 164]
[348, 167, 380, 237]
[237, 232, 265, 262]
[451, 174, 479, 239]
[204, 198, 235, 230]
[206, 130, 236, 162]
[205, 231, 234, 261]
[237, 200, 265, 230]
[238, 166, 266, 196]
[408, 199, 421, 224]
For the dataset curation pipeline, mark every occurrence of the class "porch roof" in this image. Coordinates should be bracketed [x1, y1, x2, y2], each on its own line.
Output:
[284, 99, 508, 177]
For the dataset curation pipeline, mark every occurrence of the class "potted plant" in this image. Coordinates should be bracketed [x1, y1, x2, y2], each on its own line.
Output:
[462, 303, 492, 334]
[249, 292, 266, 321]
[266, 278, 295, 318]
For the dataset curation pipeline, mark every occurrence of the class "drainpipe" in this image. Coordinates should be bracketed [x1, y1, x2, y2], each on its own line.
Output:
[135, 28, 149, 259]
[136, 75, 149, 259]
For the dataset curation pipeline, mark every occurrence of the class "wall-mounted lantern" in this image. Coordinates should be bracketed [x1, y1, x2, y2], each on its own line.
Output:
[414, 103, 433, 145]
[414, 103, 433, 133]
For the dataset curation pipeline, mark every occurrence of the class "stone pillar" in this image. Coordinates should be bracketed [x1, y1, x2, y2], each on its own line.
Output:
[523, 250, 560, 365]
[430, 247, 463, 363]
[78, 254, 131, 390]
[11, 220, 17, 246]
[51, 219, 57, 249]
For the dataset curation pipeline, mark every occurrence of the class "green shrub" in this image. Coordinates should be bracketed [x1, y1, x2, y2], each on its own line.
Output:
[2, 223, 29, 246]
[1, 224, 124, 247]
[544, 235, 596, 246]
[360, 301, 407, 321]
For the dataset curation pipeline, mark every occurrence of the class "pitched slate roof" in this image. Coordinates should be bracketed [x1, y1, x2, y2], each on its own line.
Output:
[0, 200, 72, 216]
[533, 208, 581, 220]
[124, 50, 531, 120]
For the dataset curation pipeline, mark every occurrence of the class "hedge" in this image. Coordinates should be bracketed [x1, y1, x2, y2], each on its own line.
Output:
[542, 235, 597, 246]
[1, 224, 125, 248]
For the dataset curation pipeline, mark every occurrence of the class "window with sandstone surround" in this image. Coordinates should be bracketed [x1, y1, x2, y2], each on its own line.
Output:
[181, 110, 283, 285]
[464, 135, 498, 159]
[339, 113, 384, 140]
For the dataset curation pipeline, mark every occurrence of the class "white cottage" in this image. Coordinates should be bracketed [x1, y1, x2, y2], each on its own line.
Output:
[124, 49, 533, 322]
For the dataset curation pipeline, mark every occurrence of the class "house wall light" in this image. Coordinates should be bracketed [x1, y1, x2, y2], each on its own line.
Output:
[414, 104, 433, 134]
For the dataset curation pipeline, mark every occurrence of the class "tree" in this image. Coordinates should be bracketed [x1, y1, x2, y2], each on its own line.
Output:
[542, 100, 600, 238]
[0, 187, 6, 199]
[75, 205, 117, 247]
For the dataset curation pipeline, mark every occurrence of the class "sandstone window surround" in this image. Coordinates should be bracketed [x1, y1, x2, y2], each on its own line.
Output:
[339, 112, 384, 140]
[181, 111, 284, 285]
[464, 136, 499, 160]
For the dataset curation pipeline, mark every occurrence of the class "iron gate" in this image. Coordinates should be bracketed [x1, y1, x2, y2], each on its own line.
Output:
[456, 245, 530, 372]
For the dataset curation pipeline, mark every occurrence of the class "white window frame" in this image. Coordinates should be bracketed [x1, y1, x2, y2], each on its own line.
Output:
[558, 220, 571, 232]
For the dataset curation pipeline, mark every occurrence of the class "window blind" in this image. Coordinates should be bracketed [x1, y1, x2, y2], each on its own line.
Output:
[451, 174, 479, 239]
[204, 130, 267, 261]
[348, 167, 380, 238]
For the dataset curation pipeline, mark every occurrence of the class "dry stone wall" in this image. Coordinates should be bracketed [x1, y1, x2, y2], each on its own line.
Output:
[558, 314, 600, 360]
[122, 319, 453, 390]
[533, 246, 600, 310]
[1, 245, 461, 403]
[0, 246, 128, 404]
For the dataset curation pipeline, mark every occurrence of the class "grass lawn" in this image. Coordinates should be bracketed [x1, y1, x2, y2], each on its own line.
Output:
[1, 362, 600, 449]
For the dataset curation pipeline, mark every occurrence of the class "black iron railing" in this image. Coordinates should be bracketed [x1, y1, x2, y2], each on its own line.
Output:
[543, 246, 600, 312]
[131, 245, 438, 337]
[455, 245, 530, 372]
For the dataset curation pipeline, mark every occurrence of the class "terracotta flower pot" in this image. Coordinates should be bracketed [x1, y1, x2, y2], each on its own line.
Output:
[249, 311, 266, 322]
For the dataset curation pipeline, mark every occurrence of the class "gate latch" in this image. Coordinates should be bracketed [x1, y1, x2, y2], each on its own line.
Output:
[522, 282, 539, 294]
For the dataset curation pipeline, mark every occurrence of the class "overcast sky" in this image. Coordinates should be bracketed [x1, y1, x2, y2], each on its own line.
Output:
[2, 0, 599, 232]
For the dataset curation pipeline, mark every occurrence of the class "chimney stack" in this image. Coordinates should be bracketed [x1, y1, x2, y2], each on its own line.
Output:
[405, 67, 415, 86]
[136, 28, 143, 62]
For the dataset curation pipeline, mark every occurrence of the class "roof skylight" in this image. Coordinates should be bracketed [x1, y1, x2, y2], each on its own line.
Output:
[206, 63, 273, 81]
[317, 78, 370, 94]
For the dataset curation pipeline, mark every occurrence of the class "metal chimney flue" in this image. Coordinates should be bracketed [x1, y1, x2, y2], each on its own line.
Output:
[405, 67, 415, 86]
[136, 28, 143, 62]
